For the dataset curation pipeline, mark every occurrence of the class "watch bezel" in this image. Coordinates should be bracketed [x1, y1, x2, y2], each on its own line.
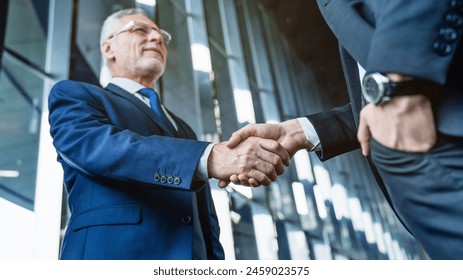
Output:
[362, 72, 391, 105]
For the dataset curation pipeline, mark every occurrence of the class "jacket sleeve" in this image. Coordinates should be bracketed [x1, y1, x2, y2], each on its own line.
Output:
[48, 80, 209, 191]
[306, 103, 360, 161]
[367, 0, 461, 84]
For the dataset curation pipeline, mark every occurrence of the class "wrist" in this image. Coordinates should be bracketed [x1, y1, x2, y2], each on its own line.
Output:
[362, 72, 440, 105]
[282, 119, 313, 151]
[386, 73, 413, 82]
[207, 143, 220, 178]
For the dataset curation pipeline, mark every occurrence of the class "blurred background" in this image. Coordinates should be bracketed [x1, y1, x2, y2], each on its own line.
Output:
[0, 0, 426, 259]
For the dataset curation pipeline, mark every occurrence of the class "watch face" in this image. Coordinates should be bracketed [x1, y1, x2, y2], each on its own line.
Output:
[362, 74, 384, 104]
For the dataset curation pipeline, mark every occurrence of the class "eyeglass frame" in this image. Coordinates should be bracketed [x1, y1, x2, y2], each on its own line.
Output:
[106, 20, 172, 45]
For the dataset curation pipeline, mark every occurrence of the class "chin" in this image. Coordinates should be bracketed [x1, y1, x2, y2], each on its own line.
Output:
[137, 62, 165, 78]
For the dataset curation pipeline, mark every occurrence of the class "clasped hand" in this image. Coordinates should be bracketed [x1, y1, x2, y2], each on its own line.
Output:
[208, 136, 291, 188]
[213, 119, 313, 187]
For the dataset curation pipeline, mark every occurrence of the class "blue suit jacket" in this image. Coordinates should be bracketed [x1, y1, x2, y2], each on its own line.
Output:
[309, 0, 463, 161]
[48, 80, 224, 260]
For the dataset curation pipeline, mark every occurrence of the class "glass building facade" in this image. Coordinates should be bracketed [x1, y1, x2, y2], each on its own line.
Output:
[0, 0, 425, 259]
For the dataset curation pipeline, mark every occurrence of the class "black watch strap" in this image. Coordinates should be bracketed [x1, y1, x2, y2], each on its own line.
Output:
[386, 79, 442, 97]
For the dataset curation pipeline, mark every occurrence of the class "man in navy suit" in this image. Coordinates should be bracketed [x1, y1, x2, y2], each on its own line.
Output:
[48, 8, 290, 259]
[226, 1, 463, 259]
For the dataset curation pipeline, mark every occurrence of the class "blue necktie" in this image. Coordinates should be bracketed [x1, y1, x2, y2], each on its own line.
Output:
[138, 88, 176, 136]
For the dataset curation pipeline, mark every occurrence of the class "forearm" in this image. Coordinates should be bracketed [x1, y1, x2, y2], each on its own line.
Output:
[306, 104, 360, 161]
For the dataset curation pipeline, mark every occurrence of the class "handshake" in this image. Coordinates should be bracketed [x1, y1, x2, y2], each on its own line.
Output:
[207, 119, 314, 188]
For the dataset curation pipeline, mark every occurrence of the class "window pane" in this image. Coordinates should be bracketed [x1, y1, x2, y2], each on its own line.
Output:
[4, 0, 48, 67]
[0, 0, 49, 210]
[0, 61, 44, 210]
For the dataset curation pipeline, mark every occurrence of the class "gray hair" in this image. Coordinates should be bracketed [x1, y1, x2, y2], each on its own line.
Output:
[99, 7, 147, 49]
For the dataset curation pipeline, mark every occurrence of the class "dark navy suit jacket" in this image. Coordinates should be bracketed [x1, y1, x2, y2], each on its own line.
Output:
[48, 80, 224, 260]
[308, 0, 463, 161]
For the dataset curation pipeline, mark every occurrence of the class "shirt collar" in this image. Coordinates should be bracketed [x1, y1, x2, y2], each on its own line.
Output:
[110, 77, 154, 94]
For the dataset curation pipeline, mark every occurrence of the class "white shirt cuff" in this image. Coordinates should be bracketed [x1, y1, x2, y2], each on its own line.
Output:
[197, 143, 214, 180]
[297, 117, 321, 152]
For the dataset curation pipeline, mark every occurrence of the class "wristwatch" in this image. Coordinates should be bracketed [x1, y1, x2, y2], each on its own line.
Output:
[361, 72, 440, 105]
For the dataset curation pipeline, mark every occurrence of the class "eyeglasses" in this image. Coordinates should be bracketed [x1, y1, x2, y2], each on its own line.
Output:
[107, 20, 172, 45]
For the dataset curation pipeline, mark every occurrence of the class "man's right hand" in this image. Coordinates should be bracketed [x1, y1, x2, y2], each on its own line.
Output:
[208, 136, 290, 188]
[222, 119, 313, 187]
[226, 119, 313, 157]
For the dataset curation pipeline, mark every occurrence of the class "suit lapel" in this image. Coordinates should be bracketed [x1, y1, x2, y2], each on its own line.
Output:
[106, 83, 179, 137]
[339, 46, 363, 123]
[316, 0, 373, 67]
[171, 112, 196, 140]
[317, 0, 373, 120]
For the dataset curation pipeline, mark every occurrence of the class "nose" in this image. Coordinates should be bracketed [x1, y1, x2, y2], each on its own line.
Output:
[147, 29, 164, 44]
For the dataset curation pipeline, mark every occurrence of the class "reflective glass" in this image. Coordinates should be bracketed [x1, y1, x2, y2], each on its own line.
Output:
[4, 0, 48, 67]
[0, 0, 49, 210]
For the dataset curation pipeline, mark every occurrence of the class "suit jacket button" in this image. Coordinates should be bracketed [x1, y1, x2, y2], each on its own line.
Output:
[439, 27, 458, 42]
[174, 177, 181, 185]
[153, 173, 161, 182]
[160, 175, 167, 183]
[433, 41, 453, 56]
[167, 176, 174, 184]
[181, 216, 192, 224]
[446, 13, 463, 27]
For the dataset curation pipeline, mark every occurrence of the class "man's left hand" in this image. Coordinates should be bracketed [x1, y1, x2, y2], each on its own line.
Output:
[357, 94, 437, 156]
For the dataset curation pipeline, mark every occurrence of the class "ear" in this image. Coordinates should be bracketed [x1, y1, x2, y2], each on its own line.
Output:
[102, 41, 115, 61]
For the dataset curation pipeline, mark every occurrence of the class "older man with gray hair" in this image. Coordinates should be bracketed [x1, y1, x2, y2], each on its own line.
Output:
[48, 7, 289, 260]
